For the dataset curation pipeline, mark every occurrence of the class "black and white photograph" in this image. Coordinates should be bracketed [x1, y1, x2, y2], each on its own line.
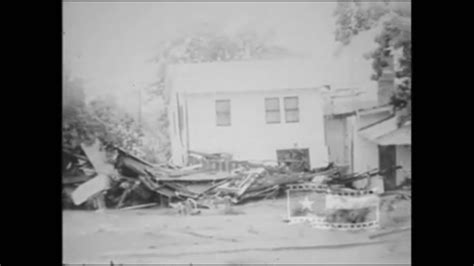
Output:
[62, 1, 412, 264]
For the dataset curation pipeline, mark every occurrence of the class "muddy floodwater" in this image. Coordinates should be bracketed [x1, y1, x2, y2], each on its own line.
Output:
[63, 198, 411, 264]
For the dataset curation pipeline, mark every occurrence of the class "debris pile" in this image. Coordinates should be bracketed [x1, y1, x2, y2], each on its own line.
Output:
[62, 138, 408, 218]
[62, 139, 344, 211]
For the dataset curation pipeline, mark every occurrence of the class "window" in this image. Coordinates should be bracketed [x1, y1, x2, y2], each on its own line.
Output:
[265, 97, 280, 123]
[284, 96, 299, 123]
[216, 100, 231, 126]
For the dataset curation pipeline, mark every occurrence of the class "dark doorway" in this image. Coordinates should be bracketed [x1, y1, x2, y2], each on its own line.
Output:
[379, 145, 396, 190]
[276, 148, 310, 172]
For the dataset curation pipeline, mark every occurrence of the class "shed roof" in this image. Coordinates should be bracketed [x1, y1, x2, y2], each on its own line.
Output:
[359, 115, 398, 141]
[374, 125, 411, 146]
[358, 116, 411, 146]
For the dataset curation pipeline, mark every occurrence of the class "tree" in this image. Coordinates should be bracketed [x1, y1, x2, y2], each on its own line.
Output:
[334, 1, 411, 120]
[62, 73, 162, 163]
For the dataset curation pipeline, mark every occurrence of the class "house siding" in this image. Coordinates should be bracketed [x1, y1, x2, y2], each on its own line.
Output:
[184, 89, 329, 168]
[353, 110, 393, 174]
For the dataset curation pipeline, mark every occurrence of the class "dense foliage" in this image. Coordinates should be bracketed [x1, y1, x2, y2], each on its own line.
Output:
[334, 1, 411, 116]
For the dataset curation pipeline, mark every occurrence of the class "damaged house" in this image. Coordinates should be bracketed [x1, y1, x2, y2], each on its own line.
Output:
[322, 60, 411, 191]
[166, 59, 332, 170]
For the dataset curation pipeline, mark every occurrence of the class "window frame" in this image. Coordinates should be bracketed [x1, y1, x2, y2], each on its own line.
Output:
[216, 99, 231, 126]
[284, 96, 300, 123]
[265, 97, 281, 124]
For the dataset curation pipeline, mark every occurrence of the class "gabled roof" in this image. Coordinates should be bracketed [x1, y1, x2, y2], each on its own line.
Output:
[166, 58, 371, 94]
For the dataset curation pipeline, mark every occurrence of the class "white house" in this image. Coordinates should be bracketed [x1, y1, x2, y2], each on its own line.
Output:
[165, 59, 334, 169]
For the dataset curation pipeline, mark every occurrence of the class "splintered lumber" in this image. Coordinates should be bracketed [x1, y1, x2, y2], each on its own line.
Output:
[164, 183, 199, 199]
[199, 179, 233, 196]
[62, 175, 92, 185]
[238, 185, 280, 201]
[183, 183, 219, 195]
[236, 170, 263, 197]
[138, 175, 176, 198]
[63, 148, 88, 161]
[152, 172, 240, 182]
[245, 172, 316, 193]
[154, 187, 177, 198]
[167, 168, 211, 177]
[119, 203, 158, 211]
[328, 166, 403, 186]
[116, 188, 132, 209]
[71, 174, 111, 205]
[116, 181, 141, 209]
[116, 155, 148, 176]
[80, 140, 115, 175]
[181, 164, 203, 171]
[145, 165, 209, 178]
[138, 175, 160, 190]
[113, 145, 156, 168]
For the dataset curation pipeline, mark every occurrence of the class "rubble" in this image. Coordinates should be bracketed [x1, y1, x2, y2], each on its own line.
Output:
[62, 139, 408, 217]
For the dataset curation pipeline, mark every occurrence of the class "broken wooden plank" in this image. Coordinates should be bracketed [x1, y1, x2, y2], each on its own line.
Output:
[153, 172, 239, 182]
[180, 164, 203, 171]
[113, 145, 156, 168]
[119, 203, 158, 211]
[155, 187, 178, 198]
[116, 155, 148, 176]
[167, 168, 211, 177]
[62, 175, 92, 185]
[181, 183, 217, 195]
[71, 174, 111, 205]
[80, 139, 116, 176]
[238, 185, 280, 202]
[138, 175, 160, 190]
[116, 181, 140, 209]
[198, 179, 233, 196]
[164, 182, 199, 199]
[63, 148, 89, 161]
[136, 175, 177, 198]
[245, 172, 316, 193]
[236, 171, 261, 197]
